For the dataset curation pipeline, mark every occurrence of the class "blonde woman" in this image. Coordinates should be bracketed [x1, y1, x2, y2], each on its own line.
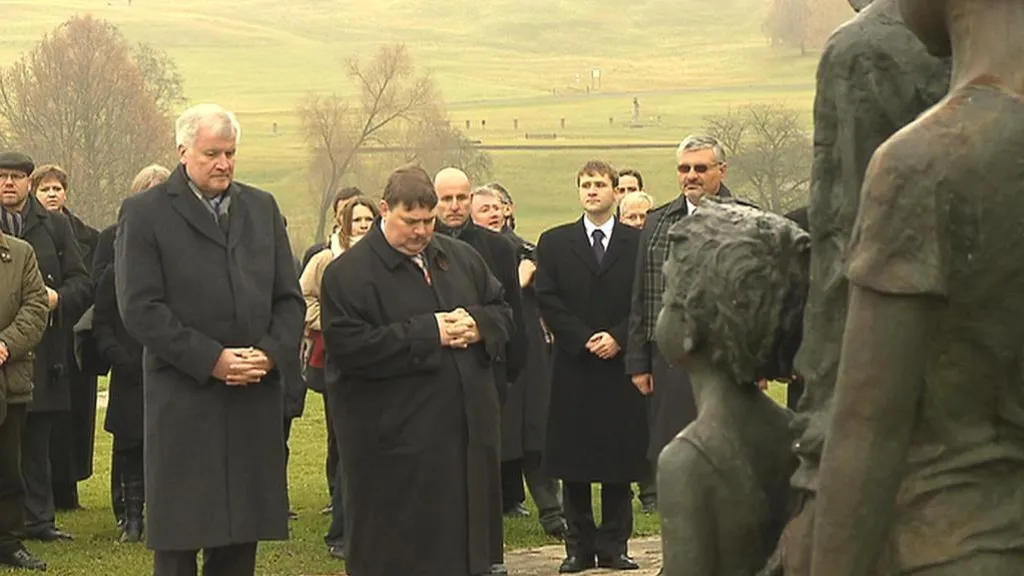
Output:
[298, 196, 378, 560]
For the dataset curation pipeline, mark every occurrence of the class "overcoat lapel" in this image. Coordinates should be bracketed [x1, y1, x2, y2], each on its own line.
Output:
[567, 218, 601, 275]
[168, 171, 226, 247]
[598, 221, 630, 275]
[227, 186, 247, 250]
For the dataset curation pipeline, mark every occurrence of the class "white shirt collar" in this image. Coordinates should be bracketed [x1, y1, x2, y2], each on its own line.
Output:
[583, 215, 614, 248]
[686, 197, 700, 215]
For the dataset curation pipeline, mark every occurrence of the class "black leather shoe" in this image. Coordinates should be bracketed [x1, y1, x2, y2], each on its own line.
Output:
[0, 548, 47, 571]
[544, 518, 568, 540]
[641, 500, 658, 514]
[26, 528, 74, 542]
[503, 502, 531, 517]
[486, 562, 509, 575]
[598, 553, 640, 570]
[327, 544, 345, 560]
[558, 555, 595, 573]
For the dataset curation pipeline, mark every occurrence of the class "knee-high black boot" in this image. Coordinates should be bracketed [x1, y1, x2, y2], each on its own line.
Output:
[120, 478, 144, 543]
[111, 449, 125, 529]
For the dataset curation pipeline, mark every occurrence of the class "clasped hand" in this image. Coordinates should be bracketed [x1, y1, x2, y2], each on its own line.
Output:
[0, 342, 8, 366]
[212, 347, 275, 386]
[435, 308, 481, 349]
[586, 331, 620, 360]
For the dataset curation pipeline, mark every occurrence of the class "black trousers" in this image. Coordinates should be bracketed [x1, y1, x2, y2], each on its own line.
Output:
[21, 411, 59, 535]
[322, 393, 339, 498]
[153, 542, 258, 576]
[562, 482, 633, 559]
[0, 403, 28, 555]
[500, 459, 526, 510]
[522, 452, 565, 535]
[636, 462, 657, 505]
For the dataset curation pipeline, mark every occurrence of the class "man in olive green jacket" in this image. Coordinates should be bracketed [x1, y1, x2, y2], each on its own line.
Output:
[0, 228, 50, 571]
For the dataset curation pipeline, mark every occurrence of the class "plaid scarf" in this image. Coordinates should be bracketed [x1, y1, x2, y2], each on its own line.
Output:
[0, 207, 24, 238]
[642, 185, 732, 341]
[643, 198, 688, 341]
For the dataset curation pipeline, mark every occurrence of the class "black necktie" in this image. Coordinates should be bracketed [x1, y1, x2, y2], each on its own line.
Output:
[592, 229, 606, 264]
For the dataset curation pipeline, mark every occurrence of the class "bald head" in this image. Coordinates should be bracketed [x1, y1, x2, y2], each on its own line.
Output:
[434, 167, 470, 189]
[434, 167, 473, 228]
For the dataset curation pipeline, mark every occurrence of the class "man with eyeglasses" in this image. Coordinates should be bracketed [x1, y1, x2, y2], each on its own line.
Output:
[0, 151, 91, 554]
[626, 135, 732, 513]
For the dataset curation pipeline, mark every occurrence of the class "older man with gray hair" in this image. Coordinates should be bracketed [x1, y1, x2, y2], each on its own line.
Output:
[626, 135, 733, 511]
[115, 103, 305, 576]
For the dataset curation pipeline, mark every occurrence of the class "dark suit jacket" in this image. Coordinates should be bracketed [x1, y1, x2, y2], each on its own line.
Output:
[444, 223, 527, 400]
[535, 217, 648, 482]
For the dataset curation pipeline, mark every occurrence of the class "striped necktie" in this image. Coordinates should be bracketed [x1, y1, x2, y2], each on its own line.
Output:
[410, 253, 432, 285]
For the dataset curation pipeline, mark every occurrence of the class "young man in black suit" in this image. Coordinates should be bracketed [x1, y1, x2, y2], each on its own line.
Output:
[535, 161, 648, 573]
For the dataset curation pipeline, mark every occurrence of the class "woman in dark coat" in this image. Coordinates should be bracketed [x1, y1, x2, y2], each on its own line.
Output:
[92, 164, 170, 543]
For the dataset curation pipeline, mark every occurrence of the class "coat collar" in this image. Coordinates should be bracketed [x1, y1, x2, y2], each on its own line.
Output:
[166, 165, 246, 248]
[366, 219, 450, 272]
[662, 183, 734, 219]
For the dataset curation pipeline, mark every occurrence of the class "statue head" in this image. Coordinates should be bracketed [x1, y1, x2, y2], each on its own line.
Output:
[655, 200, 810, 386]
[849, 0, 873, 12]
[899, 0, 952, 57]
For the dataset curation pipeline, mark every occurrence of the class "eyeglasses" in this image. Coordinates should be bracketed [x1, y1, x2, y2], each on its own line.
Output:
[677, 163, 719, 175]
[0, 173, 27, 182]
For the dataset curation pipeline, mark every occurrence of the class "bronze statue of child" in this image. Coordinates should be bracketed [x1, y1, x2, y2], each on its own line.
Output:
[655, 200, 809, 575]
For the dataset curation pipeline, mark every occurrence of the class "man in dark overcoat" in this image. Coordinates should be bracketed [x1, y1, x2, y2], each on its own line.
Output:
[471, 184, 566, 537]
[625, 135, 733, 511]
[321, 165, 514, 576]
[535, 160, 648, 573]
[434, 167, 527, 573]
[0, 151, 91, 543]
[115, 104, 304, 576]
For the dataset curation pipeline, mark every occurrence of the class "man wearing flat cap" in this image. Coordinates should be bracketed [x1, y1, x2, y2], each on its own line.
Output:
[0, 151, 91, 545]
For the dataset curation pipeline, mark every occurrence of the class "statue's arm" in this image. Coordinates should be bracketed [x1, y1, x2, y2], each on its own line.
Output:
[658, 440, 718, 575]
[809, 287, 936, 575]
[811, 136, 946, 575]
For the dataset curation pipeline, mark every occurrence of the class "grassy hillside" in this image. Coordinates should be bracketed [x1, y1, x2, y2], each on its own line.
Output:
[0, 0, 841, 243]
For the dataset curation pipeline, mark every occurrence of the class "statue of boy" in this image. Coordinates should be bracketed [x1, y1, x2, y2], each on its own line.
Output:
[656, 201, 809, 575]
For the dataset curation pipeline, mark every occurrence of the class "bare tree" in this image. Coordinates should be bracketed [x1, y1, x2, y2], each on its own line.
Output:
[764, 0, 853, 54]
[705, 104, 811, 213]
[764, 0, 812, 55]
[298, 44, 437, 242]
[0, 15, 180, 227]
[401, 107, 492, 182]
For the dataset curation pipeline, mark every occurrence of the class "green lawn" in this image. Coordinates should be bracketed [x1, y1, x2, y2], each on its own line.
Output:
[0, 382, 788, 575]
[0, 392, 667, 575]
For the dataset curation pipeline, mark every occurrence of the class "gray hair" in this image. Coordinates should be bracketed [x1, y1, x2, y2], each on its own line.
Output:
[471, 186, 502, 201]
[619, 191, 655, 210]
[175, 104, 241, 148]
[676, 134, 726, 164]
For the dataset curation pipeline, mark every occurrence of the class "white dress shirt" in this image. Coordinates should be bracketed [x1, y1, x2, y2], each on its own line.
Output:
[583, 215, 614, 251]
